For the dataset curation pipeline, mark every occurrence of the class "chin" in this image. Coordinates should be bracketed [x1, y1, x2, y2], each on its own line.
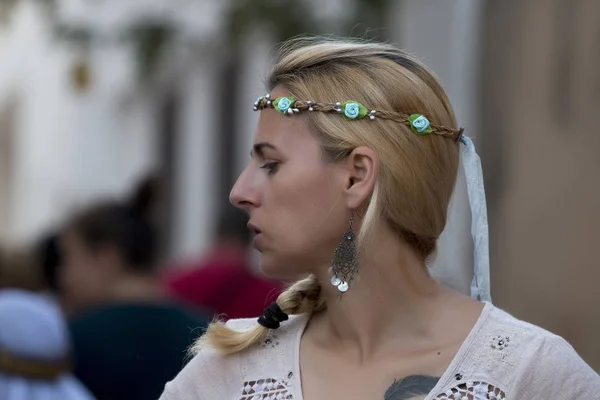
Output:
[258, 253, 312, 281]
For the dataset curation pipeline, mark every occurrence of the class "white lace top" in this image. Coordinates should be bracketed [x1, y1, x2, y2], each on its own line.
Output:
[160, 302, 600, 399]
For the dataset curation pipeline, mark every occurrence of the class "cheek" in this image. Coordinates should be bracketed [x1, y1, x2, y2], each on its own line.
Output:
[261, 166, 346, 272]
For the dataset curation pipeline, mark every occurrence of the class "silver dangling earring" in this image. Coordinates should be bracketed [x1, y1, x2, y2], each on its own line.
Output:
[330, 215, 358, 293]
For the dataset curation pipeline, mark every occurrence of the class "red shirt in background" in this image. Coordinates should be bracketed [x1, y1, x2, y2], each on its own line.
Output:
[161, 250, 283, 320]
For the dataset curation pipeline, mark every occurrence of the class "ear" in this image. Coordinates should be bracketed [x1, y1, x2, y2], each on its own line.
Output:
[342, 146, 378, 209]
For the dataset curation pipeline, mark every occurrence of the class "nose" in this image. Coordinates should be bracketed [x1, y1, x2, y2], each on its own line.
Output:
[229, 169, 260, 211]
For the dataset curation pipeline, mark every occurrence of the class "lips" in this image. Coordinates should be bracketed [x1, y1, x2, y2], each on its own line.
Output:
[248, 222, 264, 250]
[247, 222, 262, 235]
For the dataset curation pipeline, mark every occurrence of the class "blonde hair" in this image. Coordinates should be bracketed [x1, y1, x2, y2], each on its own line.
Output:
[193, 36, 461, 355]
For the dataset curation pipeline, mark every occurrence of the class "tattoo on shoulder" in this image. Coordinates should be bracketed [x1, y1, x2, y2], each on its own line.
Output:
[384, 375, 440, 400]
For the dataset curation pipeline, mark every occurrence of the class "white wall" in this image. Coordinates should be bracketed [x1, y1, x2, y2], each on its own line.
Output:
[0, 1, 162, 244]
[234, 31, 273, 180]
[169, 54, 221, 259]
[0, 0, 226, 249]
[1, 1, 87, 243]
[0, 99, 15, 243]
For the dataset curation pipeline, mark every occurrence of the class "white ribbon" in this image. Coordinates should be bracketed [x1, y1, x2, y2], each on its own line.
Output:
[459, 136, 491, 302]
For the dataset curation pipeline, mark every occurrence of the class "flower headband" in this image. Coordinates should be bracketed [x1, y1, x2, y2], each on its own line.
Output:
[253, 94, 464, 141]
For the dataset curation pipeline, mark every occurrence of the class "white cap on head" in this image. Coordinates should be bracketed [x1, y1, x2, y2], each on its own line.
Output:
[0, 289, 95, 400]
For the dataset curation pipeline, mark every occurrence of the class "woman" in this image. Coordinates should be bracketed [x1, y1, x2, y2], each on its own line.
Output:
[60, 183, 210, 400]
[161, 37, 600, 399]
[0, 289, 95, 400]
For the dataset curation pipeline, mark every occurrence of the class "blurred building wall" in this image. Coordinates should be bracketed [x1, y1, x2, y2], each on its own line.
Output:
[0, 99, 15, 243]
[481, 0, 600, 370]
[0, 1, 226, 259]
[0, 1, 158, 243]
[168, 54, 221, 259]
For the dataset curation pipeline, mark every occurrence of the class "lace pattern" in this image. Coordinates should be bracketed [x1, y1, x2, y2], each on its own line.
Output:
[239, 378, 294, 400]
[435, 381, 506, 399]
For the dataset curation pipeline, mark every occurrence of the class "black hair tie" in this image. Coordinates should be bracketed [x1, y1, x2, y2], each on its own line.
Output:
[257, 302, 289, 330]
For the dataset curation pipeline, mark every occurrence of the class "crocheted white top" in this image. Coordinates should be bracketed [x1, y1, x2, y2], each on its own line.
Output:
[160, 302, 600, 399]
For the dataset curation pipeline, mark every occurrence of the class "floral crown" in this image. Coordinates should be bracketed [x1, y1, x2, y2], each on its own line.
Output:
[253, 94, 464, 141]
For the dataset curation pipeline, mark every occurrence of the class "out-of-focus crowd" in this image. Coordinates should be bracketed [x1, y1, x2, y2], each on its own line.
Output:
[0, 176, 284, 400]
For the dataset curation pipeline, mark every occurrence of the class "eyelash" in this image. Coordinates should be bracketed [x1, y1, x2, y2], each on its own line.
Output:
[260, 162, 279, 175]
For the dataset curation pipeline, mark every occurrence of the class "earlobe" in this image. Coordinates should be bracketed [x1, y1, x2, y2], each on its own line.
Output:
[344, 146, 378, 209]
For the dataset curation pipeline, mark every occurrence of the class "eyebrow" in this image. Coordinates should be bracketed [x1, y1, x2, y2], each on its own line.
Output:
[250, 142, 278, 157]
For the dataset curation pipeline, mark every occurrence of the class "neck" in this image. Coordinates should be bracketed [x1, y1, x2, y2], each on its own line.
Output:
[109, 272, 165, 303]
[309, 226, 472, 361]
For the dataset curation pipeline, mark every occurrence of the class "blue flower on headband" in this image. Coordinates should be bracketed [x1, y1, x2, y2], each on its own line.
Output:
[274, 96, 295, 114]
[344, 103, 360, 119]
[342, 101, 368, 120]
[408, 114, 433, 134]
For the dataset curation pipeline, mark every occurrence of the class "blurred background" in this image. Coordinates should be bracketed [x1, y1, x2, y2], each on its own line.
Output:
[0, 0, 598, 398]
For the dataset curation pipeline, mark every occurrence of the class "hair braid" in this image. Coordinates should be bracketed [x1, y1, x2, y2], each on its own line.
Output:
[191, 275, 324, 355]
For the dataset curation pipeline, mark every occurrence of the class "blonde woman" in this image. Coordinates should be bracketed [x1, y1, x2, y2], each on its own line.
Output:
[161, 37, 600, 400]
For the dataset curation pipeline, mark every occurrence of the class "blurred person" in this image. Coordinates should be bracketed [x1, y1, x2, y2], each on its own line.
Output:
[161, 37, 600, 399]
[162, 205, 283, 319]
[30, 231, 64, 304]
[36, 232, 62, 293]
[0, 246, 44, 292]
[60, 182, 210, 400]
[0, 288, 95, 400]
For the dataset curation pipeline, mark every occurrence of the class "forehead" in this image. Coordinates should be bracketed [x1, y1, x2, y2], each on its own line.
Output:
[253, 94, 321, 157]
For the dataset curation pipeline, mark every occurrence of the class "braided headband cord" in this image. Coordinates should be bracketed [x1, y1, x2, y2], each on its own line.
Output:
[253, 95, 464, 142]
[257, 302, 289, 330]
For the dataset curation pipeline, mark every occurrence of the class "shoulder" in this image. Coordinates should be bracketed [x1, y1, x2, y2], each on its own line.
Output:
[68, 305, 115, 333]
[483, 305, 591, 364]
[159, 314, 308, 400]
[459, 304, 600, 397]
[498, 309, 600, 397]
